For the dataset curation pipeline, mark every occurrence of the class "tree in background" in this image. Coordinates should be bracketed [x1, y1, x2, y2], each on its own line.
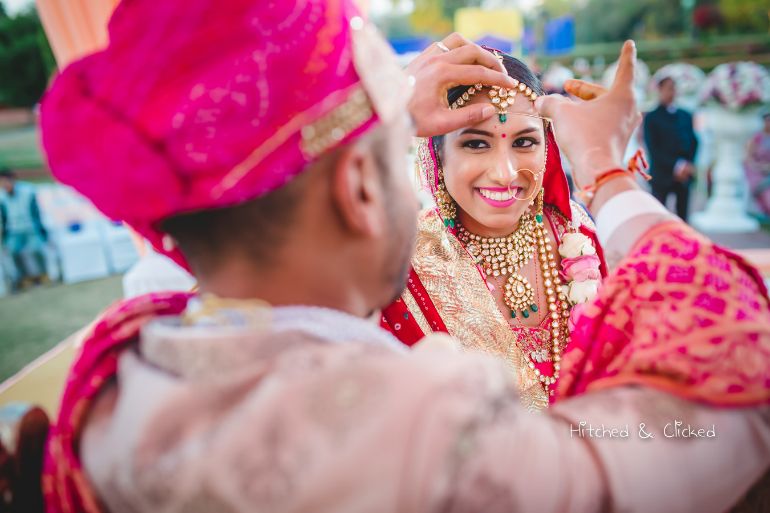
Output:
[570, 0, 686, 43]
[719, 0, 770, 33]
[541, 0, 575, 19]
[0, 5, 55, 107]
[388, 0, 769, 45]
[394, 0, 483, 38]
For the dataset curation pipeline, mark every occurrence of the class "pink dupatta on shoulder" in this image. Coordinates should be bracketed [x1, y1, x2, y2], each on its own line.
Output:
[557, 221, 770, 407]
[42, 291, 193, 513]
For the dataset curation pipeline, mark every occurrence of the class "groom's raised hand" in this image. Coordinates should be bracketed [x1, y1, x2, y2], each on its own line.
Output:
[406, 33, 519, 137]
[535, 40, 641, 189]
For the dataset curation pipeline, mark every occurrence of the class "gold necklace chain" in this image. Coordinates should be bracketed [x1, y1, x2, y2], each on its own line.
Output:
[459, 215, 570, 396]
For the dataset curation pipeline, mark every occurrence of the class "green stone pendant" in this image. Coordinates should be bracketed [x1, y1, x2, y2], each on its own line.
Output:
[510, 311, 516, 319]
[522, 310, 530, 319]
[535, 214, 543, 224]
[530, 304, 538, 312]
[498, 113, 507, 123]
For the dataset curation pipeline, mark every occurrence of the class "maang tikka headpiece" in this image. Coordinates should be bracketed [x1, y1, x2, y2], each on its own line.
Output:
[449, 52, 540, 124]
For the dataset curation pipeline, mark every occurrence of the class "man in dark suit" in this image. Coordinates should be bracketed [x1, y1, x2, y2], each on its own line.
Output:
[643, 77, 698, 221]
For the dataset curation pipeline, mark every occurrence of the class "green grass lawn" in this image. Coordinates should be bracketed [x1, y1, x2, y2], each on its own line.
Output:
[0, 124, 44, 169]
[0, 275, 123, 381]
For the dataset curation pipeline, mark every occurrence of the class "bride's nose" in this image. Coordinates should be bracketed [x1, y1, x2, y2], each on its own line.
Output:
[488, 155, 517, 185]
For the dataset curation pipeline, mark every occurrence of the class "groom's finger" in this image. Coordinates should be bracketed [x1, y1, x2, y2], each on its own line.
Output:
[432, 103, 498, 134]
[441, 43, 507, 75]
[612, 40, 637, 95]
[564, 79, 607, 101]
[534, 93, 569, 120]
[441, 32, 474, 51]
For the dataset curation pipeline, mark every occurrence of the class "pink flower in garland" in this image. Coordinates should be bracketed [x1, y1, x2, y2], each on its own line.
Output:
[561, 254, 602, 282]
[558, 232, 601, 306]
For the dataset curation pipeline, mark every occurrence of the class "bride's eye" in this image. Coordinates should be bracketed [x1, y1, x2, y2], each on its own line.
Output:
[512, 137, 538, 149]
[461, 139, 490, 150]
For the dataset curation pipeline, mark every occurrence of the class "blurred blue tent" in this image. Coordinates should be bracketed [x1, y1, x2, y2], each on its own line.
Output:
[388, 35, 515, 55]
[544, 16, 575, 55]
[522, 27, 537, 55]
[388, 37, 433, 54]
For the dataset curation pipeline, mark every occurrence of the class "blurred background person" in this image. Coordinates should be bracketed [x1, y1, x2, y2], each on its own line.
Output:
[643, 77, 698, 221]
[0, 168, 48, 290]
[745, 110, 770, 220]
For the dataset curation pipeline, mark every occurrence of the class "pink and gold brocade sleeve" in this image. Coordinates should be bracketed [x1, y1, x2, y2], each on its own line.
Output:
[557, 220, 770, 407]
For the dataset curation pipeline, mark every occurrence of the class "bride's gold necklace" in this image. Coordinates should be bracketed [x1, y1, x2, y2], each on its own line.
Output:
[458, 215, 569, 392]
[458, 214, 539, 318]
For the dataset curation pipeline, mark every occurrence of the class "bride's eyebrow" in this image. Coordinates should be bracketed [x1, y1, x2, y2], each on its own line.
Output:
[458, 126, 540, 138]
[512, 127, 539, 136]
[458, 128, 494, 137]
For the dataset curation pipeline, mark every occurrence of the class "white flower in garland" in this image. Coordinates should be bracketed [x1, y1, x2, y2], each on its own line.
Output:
[567, 279, 600, 305]
[558, 232, 597, 258]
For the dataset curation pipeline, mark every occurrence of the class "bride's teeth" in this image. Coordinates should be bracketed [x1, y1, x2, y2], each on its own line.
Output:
[480, 189, 516, 201]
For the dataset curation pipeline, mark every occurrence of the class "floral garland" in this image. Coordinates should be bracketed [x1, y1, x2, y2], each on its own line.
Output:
[558, 232, 601, 328]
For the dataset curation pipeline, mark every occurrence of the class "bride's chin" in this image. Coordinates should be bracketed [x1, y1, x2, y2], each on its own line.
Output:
[477, 213, 526, 232]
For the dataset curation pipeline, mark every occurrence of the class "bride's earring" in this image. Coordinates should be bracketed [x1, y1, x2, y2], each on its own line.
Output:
[432, 140, 457, 229]
[436, 178, 457, 229]
[534, 188, 544, 224]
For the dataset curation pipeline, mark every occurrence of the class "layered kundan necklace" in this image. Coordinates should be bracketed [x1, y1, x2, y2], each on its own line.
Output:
[457, 213, 570, 390]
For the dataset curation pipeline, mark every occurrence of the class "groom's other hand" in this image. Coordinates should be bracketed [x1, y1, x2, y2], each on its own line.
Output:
[535, 40, 641, 187]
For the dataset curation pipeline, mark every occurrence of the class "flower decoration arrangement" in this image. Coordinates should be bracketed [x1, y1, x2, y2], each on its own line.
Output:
[699, 61, 770, 111]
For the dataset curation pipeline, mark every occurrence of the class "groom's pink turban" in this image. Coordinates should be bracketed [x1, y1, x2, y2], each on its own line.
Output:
[41, 0, 407, 268]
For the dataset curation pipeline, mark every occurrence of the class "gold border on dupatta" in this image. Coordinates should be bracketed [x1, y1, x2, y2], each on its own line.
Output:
[411, 209, 549, 411]
[401, 288, 434, 336]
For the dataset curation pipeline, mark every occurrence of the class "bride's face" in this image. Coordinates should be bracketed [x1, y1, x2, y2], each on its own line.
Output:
[442, 89, 546, 237]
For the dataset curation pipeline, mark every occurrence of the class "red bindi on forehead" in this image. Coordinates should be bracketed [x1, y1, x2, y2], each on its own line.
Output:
[501, 133, 507, 138]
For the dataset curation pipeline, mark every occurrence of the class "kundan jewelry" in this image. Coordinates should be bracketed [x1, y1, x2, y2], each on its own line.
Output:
[458, 191, 570, 393]
[458, 213, 539, 319]
[449, 51, 540, 125]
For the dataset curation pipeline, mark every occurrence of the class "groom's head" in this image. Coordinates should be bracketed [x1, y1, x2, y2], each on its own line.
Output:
[41, 0, 418, 314]
[162, 117, 418, 313]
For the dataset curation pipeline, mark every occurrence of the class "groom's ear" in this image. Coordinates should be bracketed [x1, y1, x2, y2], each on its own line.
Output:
[329, 132, 388, 238]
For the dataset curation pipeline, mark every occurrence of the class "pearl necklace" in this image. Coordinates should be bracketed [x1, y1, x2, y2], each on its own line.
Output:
[458, 215, 571, 394]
